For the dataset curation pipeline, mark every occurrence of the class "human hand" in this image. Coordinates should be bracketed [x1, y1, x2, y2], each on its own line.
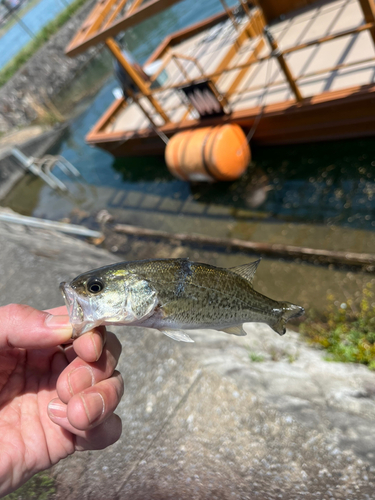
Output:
[0, 304, 123, 497]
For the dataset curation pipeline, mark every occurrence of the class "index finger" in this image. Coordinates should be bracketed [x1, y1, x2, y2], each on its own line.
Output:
[45, 306, 106, 362]
[44, 306, 68, 315]
[0, 304, 72, 350]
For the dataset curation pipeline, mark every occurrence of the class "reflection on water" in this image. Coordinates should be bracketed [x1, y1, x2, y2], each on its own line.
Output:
[9, 127, 375, 232]
[107, 138, 375, 230]
[190, 139, 375, 230]
[242, 169, 271, 209]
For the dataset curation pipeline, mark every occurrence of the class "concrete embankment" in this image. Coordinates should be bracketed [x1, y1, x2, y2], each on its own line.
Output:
[1, 218, 375, 499]
[0, 0, 96, 134]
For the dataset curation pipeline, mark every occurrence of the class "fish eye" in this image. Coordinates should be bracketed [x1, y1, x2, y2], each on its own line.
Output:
[87, 278, 104, 294]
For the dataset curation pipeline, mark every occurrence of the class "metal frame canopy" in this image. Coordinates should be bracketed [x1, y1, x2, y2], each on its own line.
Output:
[66, 0, 375, 157]
[66, 0, 375, 56]
[65, 0, 186, 56]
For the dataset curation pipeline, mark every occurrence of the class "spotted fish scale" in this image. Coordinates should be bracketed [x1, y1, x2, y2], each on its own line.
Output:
[60, 258, 304, 341]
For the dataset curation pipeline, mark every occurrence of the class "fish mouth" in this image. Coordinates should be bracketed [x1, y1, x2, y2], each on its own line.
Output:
[296, 306, 305, 318]
[60, 282, 85, 338]
[291, 305, 305, 319]
[60, 282, 104, 337]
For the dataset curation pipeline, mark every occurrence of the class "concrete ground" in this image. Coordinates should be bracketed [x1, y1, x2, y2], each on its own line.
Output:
[1, 219, 375, 499]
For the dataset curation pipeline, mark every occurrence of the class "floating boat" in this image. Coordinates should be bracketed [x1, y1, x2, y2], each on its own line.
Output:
[66, 0, 375, 180]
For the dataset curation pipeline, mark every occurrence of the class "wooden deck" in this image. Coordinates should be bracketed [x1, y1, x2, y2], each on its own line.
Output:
[86, 0, 375, 155]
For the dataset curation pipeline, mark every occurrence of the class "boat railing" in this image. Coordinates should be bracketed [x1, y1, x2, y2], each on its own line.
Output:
[66, 0, 375, 146]
[136, 4, 266, 123]
[141, 5, 375, 120]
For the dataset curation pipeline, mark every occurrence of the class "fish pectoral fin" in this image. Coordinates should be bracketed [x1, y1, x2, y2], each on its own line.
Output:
[159, 328, 195, 343]
[271, 319, 286, 336]
[220, 325, 247, 336]
[229, 259, 261, 286]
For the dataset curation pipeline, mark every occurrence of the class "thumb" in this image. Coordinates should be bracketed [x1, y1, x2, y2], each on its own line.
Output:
[0, 304, 72, 350]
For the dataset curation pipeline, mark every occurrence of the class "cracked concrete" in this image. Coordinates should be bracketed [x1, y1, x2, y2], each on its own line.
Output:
[1, 219, 375, 499]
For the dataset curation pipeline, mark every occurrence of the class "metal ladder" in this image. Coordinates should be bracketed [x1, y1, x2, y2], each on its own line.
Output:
[10, 148, 81, 191]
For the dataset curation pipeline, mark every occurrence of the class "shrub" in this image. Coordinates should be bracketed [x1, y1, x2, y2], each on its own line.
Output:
[300, 283, 375, 369]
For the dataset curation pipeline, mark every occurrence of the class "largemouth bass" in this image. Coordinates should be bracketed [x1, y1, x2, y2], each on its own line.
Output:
[60, 258, 304, 342]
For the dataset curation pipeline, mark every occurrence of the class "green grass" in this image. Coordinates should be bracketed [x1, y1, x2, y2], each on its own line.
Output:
[249, 351, 265, 362]
[3, 472, 55, 500]
[0, 0, 90, 88]
[0, 0, 43, 37]
[300, 283, 375, 369]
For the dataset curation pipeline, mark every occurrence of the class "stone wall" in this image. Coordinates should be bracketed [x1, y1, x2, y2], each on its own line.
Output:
[0, 0, 98, 133]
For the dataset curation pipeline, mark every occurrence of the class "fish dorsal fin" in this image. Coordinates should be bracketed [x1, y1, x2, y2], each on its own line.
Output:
[160, 328, 194, 343]
[220, 325, 247, 336]
[229, 259, 261, 285]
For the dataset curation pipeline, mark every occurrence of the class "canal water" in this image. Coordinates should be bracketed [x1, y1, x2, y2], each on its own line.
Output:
[0, 0, 76, 70]
[2, 0, 375, 316]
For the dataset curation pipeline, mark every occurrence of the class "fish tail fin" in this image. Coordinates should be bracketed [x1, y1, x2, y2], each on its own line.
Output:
[272, 302, 305, 336]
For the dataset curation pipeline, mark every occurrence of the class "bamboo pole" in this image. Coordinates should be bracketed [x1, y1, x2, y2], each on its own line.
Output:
[219, 0, 239, 32]
[358, 0, 375, 46]
[81, 0, 117, 41]
[148, 20, 375, 100]
[240, 0, 253, 20]
[171, 54, 190, 80]
[124, 88, 159, 128]
[113, 224, 375, 269]
[297, 56, 375, 81]
[106, 37, 170, 123]
[172, 52, 229, 107]
[263, 26, 302, 102]
[66, 0, 187, 56]
[156, 52, 375, 95]
[102, 0, 130, 30]
[225, 37, 265, 97]
[158, 22, 374, 91]
[283, 22, 375, 54]
[216, 55, 375, 102]
[202, 11, 263, 92]
[149, 51, 173, 83]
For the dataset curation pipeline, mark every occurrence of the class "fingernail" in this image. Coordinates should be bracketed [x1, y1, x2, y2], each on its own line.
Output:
[80, 392, 105, 424]
[45, 315, 72, 335]
[48, 399, 67, 419]
[68, 366, 94, 396]
[90, 332, 102, 361]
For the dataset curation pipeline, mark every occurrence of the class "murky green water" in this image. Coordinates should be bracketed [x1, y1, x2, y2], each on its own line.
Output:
[8, 134, 373, 230]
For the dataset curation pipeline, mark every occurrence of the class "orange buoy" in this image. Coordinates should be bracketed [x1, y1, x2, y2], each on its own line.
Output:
[165, 124, 251, 182]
